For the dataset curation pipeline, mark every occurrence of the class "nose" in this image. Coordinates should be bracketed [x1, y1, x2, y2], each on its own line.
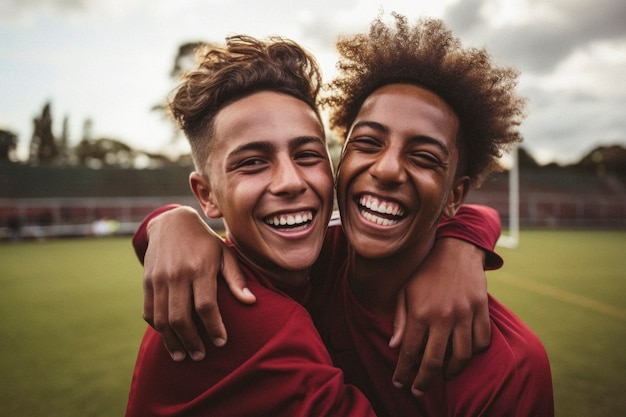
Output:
[369, 146, 406, 186]
[268, 155, 307, 196]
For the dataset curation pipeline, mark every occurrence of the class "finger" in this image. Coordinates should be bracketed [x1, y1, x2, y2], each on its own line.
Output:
[222, 246, 255, 304]
[142, 275, 155, 329]
[159, 327, 188, 362]
[445, 319, 472, 378]
[149, 283, 187, 361]
[392, 321, 427, 388]
[150, 276, 170, 335]
[390, 291, 407, 348]
[411, 327, 449, 396]
[193, 273, 227, 348]
[168, 280, 207, 360]
[472, 299, 492, 353]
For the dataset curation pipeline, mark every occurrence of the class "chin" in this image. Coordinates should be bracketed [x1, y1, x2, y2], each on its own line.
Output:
[276, 253, 317, 272]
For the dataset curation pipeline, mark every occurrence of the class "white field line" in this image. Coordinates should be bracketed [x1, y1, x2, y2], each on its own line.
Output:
[492, 272, 626, 322]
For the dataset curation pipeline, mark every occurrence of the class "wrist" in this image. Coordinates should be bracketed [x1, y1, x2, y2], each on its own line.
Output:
[147, 205, 200, 240]
[435, 237, 486, 266]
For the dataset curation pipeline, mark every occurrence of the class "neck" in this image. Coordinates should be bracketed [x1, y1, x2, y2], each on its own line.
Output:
[261, 267, 310, 288]
[228, 241, 310, 288]
[349, 234, 436, 317]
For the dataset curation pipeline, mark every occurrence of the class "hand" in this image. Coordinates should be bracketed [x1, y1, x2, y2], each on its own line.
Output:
[390, 237, 491, 395]
[142, 206, 256, 361]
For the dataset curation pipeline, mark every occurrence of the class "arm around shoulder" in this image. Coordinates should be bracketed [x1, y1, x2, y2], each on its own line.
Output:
[437, 204, 503, 270]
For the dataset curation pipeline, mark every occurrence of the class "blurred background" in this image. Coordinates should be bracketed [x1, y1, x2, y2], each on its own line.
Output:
[1, 0, 625, 238]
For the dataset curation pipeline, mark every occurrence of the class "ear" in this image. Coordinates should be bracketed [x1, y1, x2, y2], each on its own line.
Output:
[189, 172, 223, 219]
[442, 176, 470, 218]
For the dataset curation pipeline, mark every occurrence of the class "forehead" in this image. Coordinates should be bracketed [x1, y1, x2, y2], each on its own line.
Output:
[355, 84, 459, 143]
[213, 91, 323, 145]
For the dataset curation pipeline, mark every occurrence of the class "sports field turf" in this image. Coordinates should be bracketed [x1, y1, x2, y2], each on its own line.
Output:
[0, 230, 624, 416]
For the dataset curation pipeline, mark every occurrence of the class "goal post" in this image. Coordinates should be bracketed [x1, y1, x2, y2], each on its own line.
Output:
[497, 144, 520, 248]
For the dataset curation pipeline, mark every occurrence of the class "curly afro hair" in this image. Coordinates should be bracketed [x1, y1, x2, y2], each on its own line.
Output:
[322, 13, 526, 186]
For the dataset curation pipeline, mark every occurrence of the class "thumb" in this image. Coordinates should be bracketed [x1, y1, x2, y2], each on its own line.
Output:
[222, 245, 256, 304]
[390, 289, 407, 348]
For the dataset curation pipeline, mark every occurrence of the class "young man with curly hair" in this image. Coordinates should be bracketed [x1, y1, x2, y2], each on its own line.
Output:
[309, 14, 553, 415]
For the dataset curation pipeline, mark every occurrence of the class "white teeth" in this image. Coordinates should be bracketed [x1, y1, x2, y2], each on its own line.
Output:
[359, 195, 405, 217]
[266, 211, 313, 228]
[361, 209, 398, 226]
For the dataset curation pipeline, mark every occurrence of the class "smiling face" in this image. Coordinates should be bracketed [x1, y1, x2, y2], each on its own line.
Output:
[190, 91, 333, 285]
[336, 83, 469, 260]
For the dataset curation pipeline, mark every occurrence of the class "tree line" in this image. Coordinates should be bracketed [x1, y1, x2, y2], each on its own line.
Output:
[0, 41, 210, 168]
[0, 101, 191, 168]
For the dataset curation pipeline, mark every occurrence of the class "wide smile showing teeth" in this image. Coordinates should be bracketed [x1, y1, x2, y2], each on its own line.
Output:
[265, 211, 314, 230]
[358, 195, 405, 226]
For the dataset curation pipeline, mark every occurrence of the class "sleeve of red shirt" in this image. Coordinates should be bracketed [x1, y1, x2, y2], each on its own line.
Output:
[131, 204, 181, 265]
[437, 204, 504, 270]
[446, 295, 555, 416]
[125, 277, 378, 417]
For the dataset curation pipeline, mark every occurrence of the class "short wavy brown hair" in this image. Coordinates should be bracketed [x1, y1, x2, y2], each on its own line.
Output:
[323, 13, 526, 186]
[168, 35, 323, 171]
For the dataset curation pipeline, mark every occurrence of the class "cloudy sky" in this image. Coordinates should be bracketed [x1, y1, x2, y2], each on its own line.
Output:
[1, 0, 625, 165]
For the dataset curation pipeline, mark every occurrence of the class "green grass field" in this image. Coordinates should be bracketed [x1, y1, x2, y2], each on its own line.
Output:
[488, 230, 626, 416]
[1, 230, 624, 416]
[0, 237, 144, 417]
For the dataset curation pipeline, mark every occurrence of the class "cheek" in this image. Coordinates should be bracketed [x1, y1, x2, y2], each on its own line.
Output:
[219, 177, 260, 213]
[336, 152, 359, 185]
[414, 174, 452, 213]
[335, 172, 350, 205]
[317, 165, 335, 196]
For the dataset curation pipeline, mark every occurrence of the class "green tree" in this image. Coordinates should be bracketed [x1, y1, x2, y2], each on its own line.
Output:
[30, 102, 59, 164]
[0, 129, 18, 162]
[75, 137, 136, 168]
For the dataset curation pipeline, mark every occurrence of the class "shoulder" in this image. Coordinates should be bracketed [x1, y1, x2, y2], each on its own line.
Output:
[218, 276, 305, 345]
[487, 295, 551, 370]
[457, 295, 551, 379]
[444, 294, 554, 415]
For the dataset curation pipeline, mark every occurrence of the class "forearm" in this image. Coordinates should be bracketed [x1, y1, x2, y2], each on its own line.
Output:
[436, 204, 503, 270]
[132, 204, 181, 264]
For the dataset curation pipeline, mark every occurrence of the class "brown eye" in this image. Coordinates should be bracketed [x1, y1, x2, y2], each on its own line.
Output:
[233, 157, 269, 172]
[348, 136, 382, 152]
[296, 150, 322, 160]
[410, 152, 444, 168]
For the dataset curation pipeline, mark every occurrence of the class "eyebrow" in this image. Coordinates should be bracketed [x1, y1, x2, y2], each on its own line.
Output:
[351, 120, 450, 157]
[289, 135, 326, 149]
[227, 135, 325, 158]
